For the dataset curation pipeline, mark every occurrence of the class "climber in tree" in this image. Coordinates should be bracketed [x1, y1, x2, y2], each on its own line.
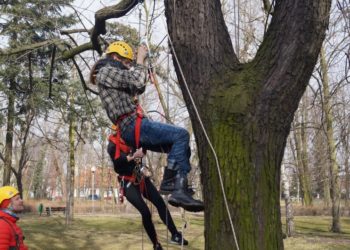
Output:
[91, 40, 203, 212]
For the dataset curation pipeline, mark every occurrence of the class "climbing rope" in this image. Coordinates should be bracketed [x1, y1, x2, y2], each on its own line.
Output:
[164, 24, 240, 250]
[180, 208, 187, 250]
[136, 2, 197, 249]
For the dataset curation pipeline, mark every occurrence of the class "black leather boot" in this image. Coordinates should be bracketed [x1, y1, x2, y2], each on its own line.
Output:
[159, 167, 177, 195]
[160, 165, 195, 195]
[168, 174, 204, 212]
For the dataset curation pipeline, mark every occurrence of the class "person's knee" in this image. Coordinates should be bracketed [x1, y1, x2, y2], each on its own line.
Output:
[176, 128, 189, 142]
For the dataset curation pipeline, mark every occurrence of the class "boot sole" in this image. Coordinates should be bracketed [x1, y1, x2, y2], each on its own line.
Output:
[159, 189, 172, 195]
[168, 199, 204, 212]
[159, 189, 195, 196]
[169, 240, 189, 246]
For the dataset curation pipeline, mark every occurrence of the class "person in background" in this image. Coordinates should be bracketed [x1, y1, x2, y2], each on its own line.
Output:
[0, 186, 28, 250]
[107, 136, 188, 250]
[91, 40, 204, 212]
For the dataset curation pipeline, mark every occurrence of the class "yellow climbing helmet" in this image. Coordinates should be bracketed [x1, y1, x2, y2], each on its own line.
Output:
[0, 186, 19, 204]
[106, 41, 134, 60]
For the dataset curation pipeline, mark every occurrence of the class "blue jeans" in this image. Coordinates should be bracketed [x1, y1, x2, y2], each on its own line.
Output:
[121, 118, 191, 174]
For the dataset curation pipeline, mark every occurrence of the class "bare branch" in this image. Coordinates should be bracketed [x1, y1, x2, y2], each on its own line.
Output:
[91, 0, 143, 54]
[60, 29, 91, 35]
[60, 42, 94, 61]
[49, 45, 56, 99]
[0, 39, 64, 56]
[71, 57, 98, 95]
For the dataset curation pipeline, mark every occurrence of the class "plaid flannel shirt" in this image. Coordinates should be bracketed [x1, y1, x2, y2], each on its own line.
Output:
[96, 64, 147, 130]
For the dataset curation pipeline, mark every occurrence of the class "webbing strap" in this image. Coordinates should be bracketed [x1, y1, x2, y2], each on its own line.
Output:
[135, 105, 143, 149]
[119, 175, 145, 194]
[110, 105, 144, 160]
[108, 132, 130, 160]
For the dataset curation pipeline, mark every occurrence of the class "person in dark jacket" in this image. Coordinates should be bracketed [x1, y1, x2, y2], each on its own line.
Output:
[91, 40, 203, 212]
[108, 138, 188, 250]
[0, 186, 28, 250]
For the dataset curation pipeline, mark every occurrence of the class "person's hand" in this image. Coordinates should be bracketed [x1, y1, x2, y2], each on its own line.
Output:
[133, 147, 144, 159]
[136, 45, 148, 65]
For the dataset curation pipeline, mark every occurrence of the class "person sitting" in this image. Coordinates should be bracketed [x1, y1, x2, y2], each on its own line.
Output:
[0, 186, 28, 250]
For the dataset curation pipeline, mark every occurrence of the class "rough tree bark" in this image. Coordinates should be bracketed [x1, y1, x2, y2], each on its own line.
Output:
[164, 1, 331, 249]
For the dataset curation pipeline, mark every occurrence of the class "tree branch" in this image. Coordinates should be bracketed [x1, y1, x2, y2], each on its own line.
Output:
[0, 39, 64, 56]
[60, 29, 91, 35]
[91, 0, 143, 54]
[60, 42, 94, 61]
[71, 57, 99, 95]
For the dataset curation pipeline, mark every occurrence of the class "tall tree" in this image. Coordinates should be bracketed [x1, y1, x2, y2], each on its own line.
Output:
[47, 0, 331, 248]
[0, 0, 76, 185]
[66, 90, 76, 225]
[281, 163, 294, 237]
[320, 46, 341, 232]
[163, 1, 331, 249]
[293, 102, 313, 206]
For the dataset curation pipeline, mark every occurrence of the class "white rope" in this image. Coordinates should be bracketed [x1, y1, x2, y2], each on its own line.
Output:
[164, 195, 169, 250]
[165, 24, 240, 250]
[180, 208, 187, 250]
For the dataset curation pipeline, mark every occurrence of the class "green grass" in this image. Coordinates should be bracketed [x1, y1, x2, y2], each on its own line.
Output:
[18, 214, 350, 249]
[283, 216, 350, 250]
[19, 213, 204, 250]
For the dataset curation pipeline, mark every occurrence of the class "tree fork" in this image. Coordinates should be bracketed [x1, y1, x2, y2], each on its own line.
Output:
[165, 0, 331, 249]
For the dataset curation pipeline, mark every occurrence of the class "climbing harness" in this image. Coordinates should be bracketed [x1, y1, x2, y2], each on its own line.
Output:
[108, 104, 144, 161]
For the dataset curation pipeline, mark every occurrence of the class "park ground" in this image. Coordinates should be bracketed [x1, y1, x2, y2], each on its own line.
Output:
[17, 210, 350, 250]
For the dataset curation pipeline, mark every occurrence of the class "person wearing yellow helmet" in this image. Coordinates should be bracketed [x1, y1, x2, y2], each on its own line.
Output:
[91, 40, 203, 214]
[0, 186, 28, 250]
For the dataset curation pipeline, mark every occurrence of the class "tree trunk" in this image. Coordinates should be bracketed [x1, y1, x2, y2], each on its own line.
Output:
[281, 164, 294, 237]
[320, 47, 341, 233]
[16, 111, 34, 197]
[66, 99, 76, 225]
[33, 148, 46, 199]
[99, 127, 107, 209]
[340, 97, 350, 208]
[300, 97, 313, 206]
[3, 79, 16, 185]
[323, 158, 331, 207]
[313, 115, 331, 207]
[165, 1, 331, 249]
[293, 114, 313, 206]
[345, 148, 350, 208]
